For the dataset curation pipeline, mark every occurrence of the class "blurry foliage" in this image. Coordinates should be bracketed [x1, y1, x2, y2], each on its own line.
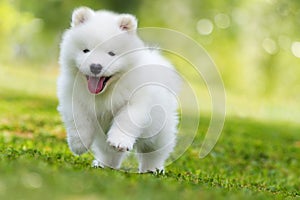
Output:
[0, 1, 36, 62]
[0, 0, 299, 99]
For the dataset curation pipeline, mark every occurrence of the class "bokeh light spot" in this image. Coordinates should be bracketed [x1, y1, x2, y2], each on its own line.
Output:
[196, 19, 213, 35]
[291, 42, 300, 58]
[21, 172, 43, 189]
[262, 38, 278, 55]
[214, 13, 231, 29]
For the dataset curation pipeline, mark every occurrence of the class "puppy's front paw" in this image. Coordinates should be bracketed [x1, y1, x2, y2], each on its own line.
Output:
[107, 132, 135, 152]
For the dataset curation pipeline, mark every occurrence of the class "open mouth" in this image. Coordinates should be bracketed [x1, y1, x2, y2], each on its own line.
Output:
[86, 75, 112, 94]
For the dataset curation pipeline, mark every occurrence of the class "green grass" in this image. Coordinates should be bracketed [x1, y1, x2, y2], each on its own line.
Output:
[0, 65, 299, 200]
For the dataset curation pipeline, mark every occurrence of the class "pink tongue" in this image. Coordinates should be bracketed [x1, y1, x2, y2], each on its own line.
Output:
[87, 77, 106, 94]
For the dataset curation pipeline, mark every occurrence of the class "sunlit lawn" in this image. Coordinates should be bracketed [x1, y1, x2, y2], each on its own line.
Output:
[0, 65, 299, 199]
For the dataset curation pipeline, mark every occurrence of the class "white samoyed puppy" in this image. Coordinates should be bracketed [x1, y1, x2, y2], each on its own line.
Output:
[57, 7, 181, 173]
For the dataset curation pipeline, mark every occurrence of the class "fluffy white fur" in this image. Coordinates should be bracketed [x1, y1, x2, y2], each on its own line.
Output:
[57, 7, 180, 173]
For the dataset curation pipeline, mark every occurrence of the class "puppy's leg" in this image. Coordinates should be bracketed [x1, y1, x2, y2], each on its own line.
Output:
[60, 104, 97, 155]
[107, 103, 149, 152]
[91, 133, 127, 169]
[92, 148, 127, 169]
[137, 133, 176, 173]
[66, 123, 96, 155]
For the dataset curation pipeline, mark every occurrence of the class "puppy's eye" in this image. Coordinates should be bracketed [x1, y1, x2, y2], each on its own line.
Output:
[108, 51, 116, 56]
[83, 49, 90, 53]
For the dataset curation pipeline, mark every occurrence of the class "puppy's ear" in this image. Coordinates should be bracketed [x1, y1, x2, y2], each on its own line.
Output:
[71, 7, 94, 27]
[117, 14, 138, 32]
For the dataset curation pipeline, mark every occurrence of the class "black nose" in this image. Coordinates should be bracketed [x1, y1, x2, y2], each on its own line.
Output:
[90, 64, 102, 75]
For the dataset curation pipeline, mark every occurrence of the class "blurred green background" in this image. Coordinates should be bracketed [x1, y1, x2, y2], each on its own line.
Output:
[0, 0, 300, 122]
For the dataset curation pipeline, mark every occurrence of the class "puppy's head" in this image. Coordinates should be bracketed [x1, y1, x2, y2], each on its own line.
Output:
[60, 7, 142, 94]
